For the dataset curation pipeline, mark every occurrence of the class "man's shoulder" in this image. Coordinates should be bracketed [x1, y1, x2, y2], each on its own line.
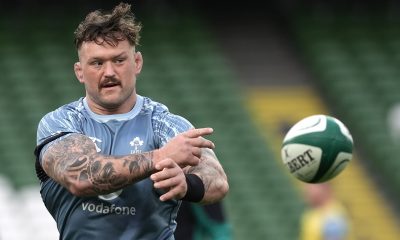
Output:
[140, 96, 192, 130]
[41, 98, 86, 122]
[140, 96, 182, 127]
[36, 98, 86, 139]
[141, 96, 170, 117]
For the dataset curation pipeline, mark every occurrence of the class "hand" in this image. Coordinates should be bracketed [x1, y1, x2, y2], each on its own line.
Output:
[150, 158, 187, 201]
[154, 128, 215, 167]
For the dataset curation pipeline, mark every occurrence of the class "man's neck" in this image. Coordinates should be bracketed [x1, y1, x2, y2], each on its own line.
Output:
[86, 95, 137, 115]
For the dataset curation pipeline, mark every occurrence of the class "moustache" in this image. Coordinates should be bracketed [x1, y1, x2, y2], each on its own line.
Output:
[100, 77, 121, 88]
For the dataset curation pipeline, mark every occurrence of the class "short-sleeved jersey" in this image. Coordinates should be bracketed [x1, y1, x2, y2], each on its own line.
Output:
[35, 95, 193, 240]
[300, 200, 351, 240]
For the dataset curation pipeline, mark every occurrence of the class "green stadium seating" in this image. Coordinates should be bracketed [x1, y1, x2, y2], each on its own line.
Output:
[293, 10, 400, 201]
[0, 6, 304, 239]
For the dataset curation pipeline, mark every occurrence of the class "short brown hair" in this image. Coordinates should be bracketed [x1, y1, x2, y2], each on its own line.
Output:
[74, 2, 142, 49]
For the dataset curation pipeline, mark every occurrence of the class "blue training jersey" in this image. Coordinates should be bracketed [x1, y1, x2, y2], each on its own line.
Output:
[35, 95, 193, 240]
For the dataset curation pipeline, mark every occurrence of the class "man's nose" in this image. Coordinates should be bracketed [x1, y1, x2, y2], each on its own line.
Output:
[104, 62, 116, 77]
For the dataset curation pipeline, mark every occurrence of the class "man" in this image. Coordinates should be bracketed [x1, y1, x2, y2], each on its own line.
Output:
[34, 3, 229, 239]
[300, 183, 351, 240]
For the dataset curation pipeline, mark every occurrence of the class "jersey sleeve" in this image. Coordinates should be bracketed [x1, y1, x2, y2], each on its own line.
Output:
[37, 106, 83, 144]
[35, 105, 84, 160]
[152, 104, 194, 148]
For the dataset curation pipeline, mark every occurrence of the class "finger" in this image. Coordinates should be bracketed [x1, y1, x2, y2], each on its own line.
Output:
[186, 156, 201, 166]
[189, 137, 215, 149]
[159, 190, 177, 202]
[183, 128, 214, 138]
[151, 166, 179, 182]
[192, 147, 202, 158]
[159, 185, 186, 202]
[153, 176, 180, 189]
[153, 158, 176, 171]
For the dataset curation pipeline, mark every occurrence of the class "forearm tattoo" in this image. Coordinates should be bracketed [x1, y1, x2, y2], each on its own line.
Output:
[186, 148, 227, 201]
[42, 133, 154, 196]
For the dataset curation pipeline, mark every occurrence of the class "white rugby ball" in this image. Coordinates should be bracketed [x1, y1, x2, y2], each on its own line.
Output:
[281, 115, 353, 183]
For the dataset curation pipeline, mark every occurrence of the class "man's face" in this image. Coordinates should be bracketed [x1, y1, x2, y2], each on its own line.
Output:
[304, 183, 330, 207]
[74, 39, 143, 114]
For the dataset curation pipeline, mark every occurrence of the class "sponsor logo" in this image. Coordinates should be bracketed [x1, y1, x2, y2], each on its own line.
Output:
[285, 149, 315, 173]
[130, 137, 143, 154]
[81, 202, 136, 216]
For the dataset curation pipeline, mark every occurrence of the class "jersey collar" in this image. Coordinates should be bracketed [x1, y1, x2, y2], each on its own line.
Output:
[83, 95, 143, 123]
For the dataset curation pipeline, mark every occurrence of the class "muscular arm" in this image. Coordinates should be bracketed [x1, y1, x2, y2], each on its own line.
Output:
[184, 148, 229, 204]
[42, 128, 215, 197]
[41, 133, 155, 197]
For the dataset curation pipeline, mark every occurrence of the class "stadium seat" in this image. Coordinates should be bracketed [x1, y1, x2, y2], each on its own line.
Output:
[0, 5, 304, 240]
[293, 8, 400, 203]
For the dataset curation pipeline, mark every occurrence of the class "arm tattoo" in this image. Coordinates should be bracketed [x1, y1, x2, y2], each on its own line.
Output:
[42, 133, 154, 196]
[185, 148, 228, 202]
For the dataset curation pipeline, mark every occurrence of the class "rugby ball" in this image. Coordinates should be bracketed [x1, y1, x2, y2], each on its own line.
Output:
[281, 115, 353, 183]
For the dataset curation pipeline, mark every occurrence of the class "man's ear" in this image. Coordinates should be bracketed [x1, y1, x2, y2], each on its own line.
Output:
[74, 62, 84, 83]
[134, 51, 143, 74]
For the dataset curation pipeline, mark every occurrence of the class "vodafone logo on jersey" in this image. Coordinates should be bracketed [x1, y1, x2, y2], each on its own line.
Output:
[81, 190, 135, 216]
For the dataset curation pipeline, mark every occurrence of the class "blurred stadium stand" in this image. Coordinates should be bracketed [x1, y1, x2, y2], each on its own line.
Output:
[290, 0, 400, 212]
[0, 0, 400, 239]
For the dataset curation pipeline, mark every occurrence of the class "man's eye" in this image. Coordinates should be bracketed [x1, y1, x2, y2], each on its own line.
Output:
[115, 58, 125, 64]
[91, 61, 102, 66]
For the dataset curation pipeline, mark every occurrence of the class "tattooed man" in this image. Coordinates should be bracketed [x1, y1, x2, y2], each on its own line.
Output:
[34, 3, 228, 240]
